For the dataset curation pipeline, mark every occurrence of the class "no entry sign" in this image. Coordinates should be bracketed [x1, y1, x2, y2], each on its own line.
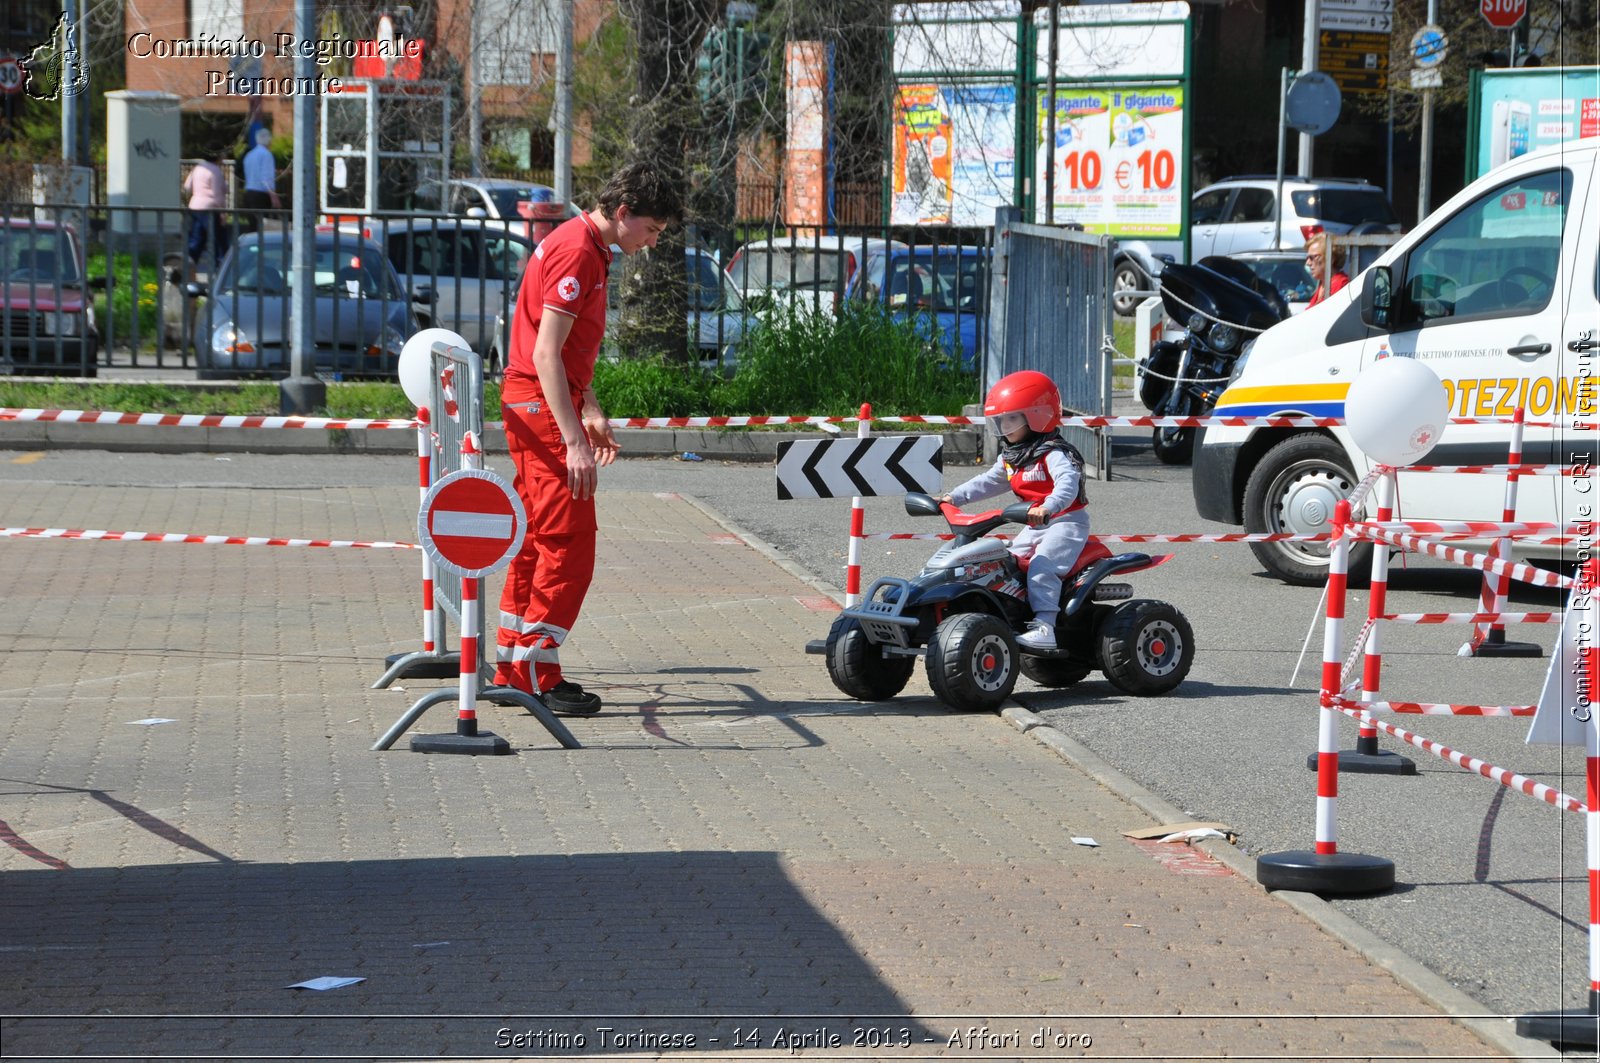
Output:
[418, 469, 526, 577]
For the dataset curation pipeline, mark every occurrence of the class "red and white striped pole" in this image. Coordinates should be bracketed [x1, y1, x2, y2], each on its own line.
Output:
[417, 407, 437, 657]
[1315, 498, 1352, 855]
[1464, 407, 1540, 657]
[845, 402, 871, 608]
[457, 431, 484, 734]
[1325, 470, 1416, 774]
[1258, 498, 1395, 894]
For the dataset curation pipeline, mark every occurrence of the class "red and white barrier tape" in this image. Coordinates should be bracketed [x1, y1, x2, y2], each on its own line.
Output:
[1379, 611, 1560, 625]
[859, 531, 1330, 543]
[1331, 701, 1585, 812]
[1354, 524, 1574, 589]
[0, 408, 419, 430]
[0, 527, 417, 549]
[1361, 518, 1566, 537]
[1330, 695, 1535, 718]
[1408, 463, 1583, 476]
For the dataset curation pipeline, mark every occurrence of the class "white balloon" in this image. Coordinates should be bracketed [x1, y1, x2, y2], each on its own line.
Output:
[398, 328, 469, 409]
[1344, 356, 1448, 467]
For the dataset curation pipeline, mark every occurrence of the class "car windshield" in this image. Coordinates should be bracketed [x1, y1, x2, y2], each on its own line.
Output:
[485, 187, 539, 217]
[729, 247, 846, 291]
[0, 227, 80, 284]
[885, 253, 986, 311]
[1241, 257, 1315, 304]
[1292, 188, 1399, 228]
[220, 242, 399, 299]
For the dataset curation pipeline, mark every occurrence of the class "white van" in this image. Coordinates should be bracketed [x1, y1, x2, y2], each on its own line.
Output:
[1192, 136, 1600, 584]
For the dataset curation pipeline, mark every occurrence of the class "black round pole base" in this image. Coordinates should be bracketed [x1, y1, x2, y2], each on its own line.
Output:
[384, 651, 462, 680]
[1257, 850, 1395, 895]
[1470, 639, 1543, 658]
[1516, 991, 1600, 1050]
[1305, 749, 1418, 775]
[410, 730, 511, 755]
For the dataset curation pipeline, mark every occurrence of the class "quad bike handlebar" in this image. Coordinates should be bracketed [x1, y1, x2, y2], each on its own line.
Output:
[904, 491, 1033, 539]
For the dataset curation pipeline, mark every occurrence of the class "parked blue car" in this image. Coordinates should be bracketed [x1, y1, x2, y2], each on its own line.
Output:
[847, 245, 989, 370]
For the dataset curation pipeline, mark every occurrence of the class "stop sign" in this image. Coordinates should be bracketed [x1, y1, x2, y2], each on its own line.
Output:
[1480, 0, 1526, 30]
[418, 469, 526, 577]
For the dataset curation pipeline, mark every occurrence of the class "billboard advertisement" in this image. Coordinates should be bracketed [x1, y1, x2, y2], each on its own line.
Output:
[891, 83, 1017, 226]
[1469, 66, 1600, 180]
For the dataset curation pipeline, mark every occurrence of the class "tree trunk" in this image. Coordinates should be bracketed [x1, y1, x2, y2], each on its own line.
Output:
[613, 0, 719, 364]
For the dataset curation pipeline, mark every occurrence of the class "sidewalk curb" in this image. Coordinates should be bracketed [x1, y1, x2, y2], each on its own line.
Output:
[1000, 706, 1556, 1062]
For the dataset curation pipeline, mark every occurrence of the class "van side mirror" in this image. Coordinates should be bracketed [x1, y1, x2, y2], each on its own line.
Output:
[1360, 265, 1392, 329]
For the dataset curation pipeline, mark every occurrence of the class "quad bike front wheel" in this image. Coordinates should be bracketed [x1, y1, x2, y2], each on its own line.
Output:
[825, 615, 915, 701]
[1096, 600, 1195, 696]
[926, 612, 1019, 712]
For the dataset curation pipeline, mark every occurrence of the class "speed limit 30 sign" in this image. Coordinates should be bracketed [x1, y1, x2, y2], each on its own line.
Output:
[0, 56, 24, 96]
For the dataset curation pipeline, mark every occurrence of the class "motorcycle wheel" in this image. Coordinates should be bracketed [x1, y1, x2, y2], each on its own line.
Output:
[824, 615, 914, 701]
[1096, 600, 1195, 696]
[1242, 433, 1373, 585]
[1019, 656, 1093, 688]
[1150, 425, 1195, 465]
[926, 612, 1019, 712]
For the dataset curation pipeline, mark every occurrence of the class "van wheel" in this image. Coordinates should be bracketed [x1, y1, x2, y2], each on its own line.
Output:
[1112, 259, 1148, 317]
[1243, 434, 1372, 585]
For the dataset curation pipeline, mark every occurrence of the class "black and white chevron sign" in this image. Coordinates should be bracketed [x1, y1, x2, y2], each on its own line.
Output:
[775, 435, 944, 500]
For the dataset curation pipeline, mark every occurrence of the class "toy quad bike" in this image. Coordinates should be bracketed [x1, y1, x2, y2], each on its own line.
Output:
[823, 492, 1195, 712]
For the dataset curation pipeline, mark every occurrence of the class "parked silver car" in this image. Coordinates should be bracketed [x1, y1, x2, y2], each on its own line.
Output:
[377, 218, 532, 356]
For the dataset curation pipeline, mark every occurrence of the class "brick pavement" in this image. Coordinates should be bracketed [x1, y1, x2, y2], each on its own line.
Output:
[0, 480, 1523, 1059]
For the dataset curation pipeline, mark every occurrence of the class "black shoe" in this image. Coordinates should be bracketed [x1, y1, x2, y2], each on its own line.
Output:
[542, 680, 602, 715]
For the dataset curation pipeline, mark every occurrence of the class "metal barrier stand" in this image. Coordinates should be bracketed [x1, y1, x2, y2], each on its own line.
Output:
[372, 340, 578, 753]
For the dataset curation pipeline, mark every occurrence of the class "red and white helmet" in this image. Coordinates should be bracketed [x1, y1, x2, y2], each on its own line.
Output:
[984, 370, 1061, 434]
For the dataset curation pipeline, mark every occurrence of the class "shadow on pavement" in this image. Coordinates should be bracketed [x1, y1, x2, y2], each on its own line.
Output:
[2, 851, 931, 1057]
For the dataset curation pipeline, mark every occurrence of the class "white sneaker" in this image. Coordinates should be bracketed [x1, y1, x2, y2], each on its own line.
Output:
[1017, 620, 1056, 650]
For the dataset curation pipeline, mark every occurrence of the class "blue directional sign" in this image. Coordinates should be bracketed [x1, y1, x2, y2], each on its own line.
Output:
[1412, 24, 1448, 68]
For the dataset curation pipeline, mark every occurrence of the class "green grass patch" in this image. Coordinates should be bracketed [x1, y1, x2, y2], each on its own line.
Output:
[88, 250, 163, 347]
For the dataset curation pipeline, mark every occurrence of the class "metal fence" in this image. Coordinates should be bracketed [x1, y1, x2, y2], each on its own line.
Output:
[986, 218, 1114, 478]
[4, 200, 1001, 384]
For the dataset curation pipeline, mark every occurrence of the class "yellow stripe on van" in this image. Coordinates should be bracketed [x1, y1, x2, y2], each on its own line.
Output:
[1214, 382, 1351, 416]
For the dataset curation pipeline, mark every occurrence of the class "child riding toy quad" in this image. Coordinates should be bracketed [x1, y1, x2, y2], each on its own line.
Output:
[823, 492, 1195, 712]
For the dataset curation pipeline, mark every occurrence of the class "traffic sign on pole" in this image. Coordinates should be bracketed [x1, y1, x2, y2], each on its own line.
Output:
[418, 469, 525, 578]
[1480, 0, 1527, 31]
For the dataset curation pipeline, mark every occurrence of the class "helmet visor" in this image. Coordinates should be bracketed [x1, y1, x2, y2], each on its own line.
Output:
[986, 410, 1031, 437]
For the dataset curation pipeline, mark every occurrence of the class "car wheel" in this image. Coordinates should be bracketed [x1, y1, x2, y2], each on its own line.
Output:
[1096, 600, 1195, 696]
[824, 615, 914, 702]
[925, 612, 1019, 712]
[1112, 259, 1149, 318]
[1243, 433, 1373, 585]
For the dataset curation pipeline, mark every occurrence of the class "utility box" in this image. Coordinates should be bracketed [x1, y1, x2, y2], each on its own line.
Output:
[106, 90, 183, 235]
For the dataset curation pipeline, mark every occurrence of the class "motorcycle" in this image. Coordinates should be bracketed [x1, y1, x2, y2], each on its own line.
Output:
[821, 492, 1195, 713]
[1138, 255, 1290, 465]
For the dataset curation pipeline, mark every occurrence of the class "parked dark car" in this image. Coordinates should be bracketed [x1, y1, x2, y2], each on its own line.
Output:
[848, 244, 989, 370]
[189, 229, 422, 379]
[1, 217, 103, 376]
[379, 218, 531, 355]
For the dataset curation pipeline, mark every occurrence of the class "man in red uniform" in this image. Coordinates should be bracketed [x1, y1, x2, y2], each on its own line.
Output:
[494, 162, 680, 713]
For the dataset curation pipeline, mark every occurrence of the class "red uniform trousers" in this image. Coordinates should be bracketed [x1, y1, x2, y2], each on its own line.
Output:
[494, 375, 598, 694]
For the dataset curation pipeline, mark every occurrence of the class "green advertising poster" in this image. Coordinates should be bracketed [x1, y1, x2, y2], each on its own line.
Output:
[1469, 67, 1600, 181]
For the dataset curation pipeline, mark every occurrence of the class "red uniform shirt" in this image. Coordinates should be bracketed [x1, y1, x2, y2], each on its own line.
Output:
[506, 212, 612, 394]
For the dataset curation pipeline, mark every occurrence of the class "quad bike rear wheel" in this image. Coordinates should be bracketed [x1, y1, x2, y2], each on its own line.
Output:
[825, 615, 914, 701]
[1096, 600, 1194, 696]
[926, 612, 1019, 712]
